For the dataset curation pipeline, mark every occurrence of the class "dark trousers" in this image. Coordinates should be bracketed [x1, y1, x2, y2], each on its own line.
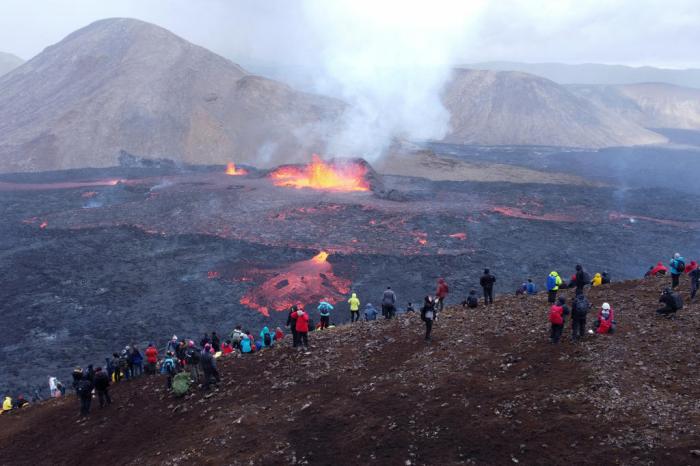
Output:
[572, 318, 586, 340]
[547, 290, 557, 303]
[291, 329, 299, 347]
[320, 315, 330, 329]
[382, 304, 395, 319]
[550, 324, 563, 343]
[483, 287, 494, 305]
[80, 396, 92, 416]
[298, 332, 309, 348]
[132, 364, 143, 377]
[97, 389, 111, 407]
[656, 305, 676, 315]
[691, 280, 698, 300]
[202, 368, 220, 390]
[436, 298, 445, 312]
[672, 273, 680, 288]
[350, 311, 359, 322]
[425, 319, 433, 340]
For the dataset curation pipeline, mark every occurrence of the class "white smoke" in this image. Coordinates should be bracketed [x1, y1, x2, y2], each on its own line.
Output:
[300, 0, 485, 160]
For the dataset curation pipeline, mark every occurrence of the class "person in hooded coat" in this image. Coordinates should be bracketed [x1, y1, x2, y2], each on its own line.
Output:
[669, 253, 686, 289]
[436, 278, 449, 312]
[480, 269, 496, 305]
[546, 271, 563, 303]
[420, 296, 436, 342]
[93, 367, 111, 408]
[259, 326, 274, 348]
[571, 294, 591, 341]
[348, 293, 361, 323]
[286, 306, 300, 348]
[574, 264, 589, 295]
[548, 297, 569, 344]
[2, 396, 12, 414]
[240, 334, 253, 353]
[382, 287, 397, 319]
[145, 343, 158, 375]
[601, 271, 611, 285]
[274, 327, 285, 341]
[76, 374, 94, 417]
[211, 332, 221, 353]
[594, 303, 616, 334]
[364, 303, 378, 321]
[462, 290, 479, 309]
[292, 308, 310, 350]
[648, 262, 668, 277]
[186, 341, 201, 382]
[690, 265, 700, 301]
[200, 344, 220, 390]
[591, 273, 603, 287]
[318, 301, 333, 329]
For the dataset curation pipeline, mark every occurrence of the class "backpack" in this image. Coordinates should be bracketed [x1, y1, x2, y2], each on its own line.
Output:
[172, 373, 191, 397]
[264, 333, 272, 347]
[466, 296, 478, 308]
[672, 292, 684, 310]
[573, 297, 590, 318]
[549, 305, 564, 325]
[161, 358, 176, 375]
[546, 275, 557, 291]
[675, 259, 686, 272]
[76, 380, 92, 398]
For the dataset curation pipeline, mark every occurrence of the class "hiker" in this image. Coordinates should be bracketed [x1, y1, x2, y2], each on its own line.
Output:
[200, 344, 220, 390]
[318, 301, 333, 329]
[221, 340, 234, 355]
[420, 296, 436, 342]
[118, 350, 130, 380]
[186, 341, 201, 382]
[526, 278, 537, 295]
[594, 303, 616, 334]
[657, 287, 683, 316]
[211, 332, 221, 352]
[690, 264, 700, 301]
[669, 253, 686, 288]
[2, 396, 12, 414]
[49, 376, 59, 398]
[548, 297, 569, 344]
[571, 293, 591, 342]
[286, 306, 300, 348]
[685, 260, 698, 275]
[93, 367, 111, 408]
[131, 345, 144, 377]
[85, 364, 95, 383]
[406, 302, 416, 313]
[145, 343, 158, 375]
[161, 352, 178, 389]
[566, 274, 577, 290]
[480, 269, 496, 305]
[601, 271, 611, 285]
[230, 325, 245, 349]
[382, 287, 397, 319]
[546, 271, 563, 303]
[647, 262, 667, 277]
[260, 326, 274, 348]
[364, 303, 378, 321]
[574, 264, 589, 295]
[516, 282, 527, 295]
[176, 340, 188, 368]
[348, 293, 361, 322]
[76, 374, 94, 417]
[240, 334, 253, 353]
[591, 273, 602, 287]
[436, 278, 449, 312]
[167, 335, 179, 354]
[275, 327, 285, 341]
[200, 333, 211, 349]
[14, 395, 28, 409]
[462, 290, 479, 309]
[72, 367, 84, 392]
[292, 307, 310, 350]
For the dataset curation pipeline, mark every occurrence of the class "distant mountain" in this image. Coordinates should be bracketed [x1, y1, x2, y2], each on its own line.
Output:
[468, 62, 700, 89]
[0, 52, 23, 76]
[570, 83, 700, 131]
[0, 18, 343, 173]
[441, 69, 666, 148]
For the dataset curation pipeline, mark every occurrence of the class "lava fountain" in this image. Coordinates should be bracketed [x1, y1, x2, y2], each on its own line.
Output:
[269, 155, 369, 192]
[225, 162, 248, 176]
[239, 250, 351, 317]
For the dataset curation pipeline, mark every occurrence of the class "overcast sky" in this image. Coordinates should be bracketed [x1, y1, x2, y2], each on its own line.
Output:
[1, 0, 699, 69]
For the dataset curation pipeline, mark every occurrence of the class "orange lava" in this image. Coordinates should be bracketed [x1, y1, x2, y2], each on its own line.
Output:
[225, 162, 248, 176]
[449, 232, 467, 240]
[269, 155, 369, 192]
[39, 221, 48, 229]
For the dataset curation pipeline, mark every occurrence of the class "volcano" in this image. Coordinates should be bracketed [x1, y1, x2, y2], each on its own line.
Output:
[269, 155, 370, 192]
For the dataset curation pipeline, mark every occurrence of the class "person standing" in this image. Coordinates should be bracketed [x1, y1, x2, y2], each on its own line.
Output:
[571, 294, 591, 342]
[200, 344, 220, 391]
[211, 332, 221, 353]
[48, 376, 59, 398]
[480, 269, 496, 305]
[186, 341, 201, 383]
[93, 367, 111, 408]
[382, 287, 397, 319]
[318, 301, 333, 329]
[546, 271, 562, 304]
[292, 307, 310, 350]
[669, 253, 686, 289]
[548, 297, 568, 344]
[436, 278, 449, 312]
[76, 374, 94, 417]
[574, 264, 588, 295]
[286, 306, 300, 348]
[420, 296, 436, 342]
[348, 293, 361, 323]
[145, 343, 158, 375]
[689, 264, 700, 302]
[130, 345, 143, 377]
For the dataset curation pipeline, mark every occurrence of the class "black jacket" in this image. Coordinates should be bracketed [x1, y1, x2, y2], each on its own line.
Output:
[76, 379, 94, 399]
[200, 351, 216, 372]
[94, 371, 110, 391]
[480, 274, 496, 289]
[572, 296, 590, 319]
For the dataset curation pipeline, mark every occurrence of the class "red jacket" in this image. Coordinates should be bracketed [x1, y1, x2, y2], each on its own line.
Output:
[549, 305, 564, 325]
[221, 343, 233, 355]
[650, 262, 667, 276]
[596, 308, 614, 334]
[145, 347, 158, 364]
[436, 278, 449, 299]
[685, 261, 698, 274]
[293, 311, 310, 333]
[275, 329, 284, 341]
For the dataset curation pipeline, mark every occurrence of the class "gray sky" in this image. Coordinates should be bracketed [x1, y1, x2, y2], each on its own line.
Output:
[1, 0, 699, 69]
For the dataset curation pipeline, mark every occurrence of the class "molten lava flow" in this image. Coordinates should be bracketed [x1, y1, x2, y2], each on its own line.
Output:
[449, 232, 467, 240]
[225, 162, 248, 176]
[269, 155, 369, 192]
[239, 250, 351, 317]
[39, 221, 48, 229]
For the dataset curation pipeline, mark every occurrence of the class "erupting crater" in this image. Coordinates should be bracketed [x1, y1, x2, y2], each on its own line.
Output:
[269, 155, 370, 192]
[238, 250, 350, 317]
[225, 162, 248, 176]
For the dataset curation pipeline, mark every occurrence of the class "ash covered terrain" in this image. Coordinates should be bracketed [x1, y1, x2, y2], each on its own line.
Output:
[1, 153, 699, 395]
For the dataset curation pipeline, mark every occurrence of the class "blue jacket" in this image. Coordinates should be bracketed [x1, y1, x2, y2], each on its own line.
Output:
[526, 282, 537, 295]
[364, 304, 378, 321]
[259, 327, 273, 347]
[318, 301, 334, 317]
[670, 256, 685, 275]
[240, 336, 252, 353]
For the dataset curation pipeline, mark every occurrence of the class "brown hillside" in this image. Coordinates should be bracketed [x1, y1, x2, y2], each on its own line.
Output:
[1, 276, 699, 465]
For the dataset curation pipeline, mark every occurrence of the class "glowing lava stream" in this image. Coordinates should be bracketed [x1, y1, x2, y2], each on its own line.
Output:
[239, 251, 350, 317]
[269, 154, 369, 192]
[225, 162, 248, 176]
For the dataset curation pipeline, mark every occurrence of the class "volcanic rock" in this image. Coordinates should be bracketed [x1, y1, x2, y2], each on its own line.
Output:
[0, 18, 344, 173]
[442, 69, 667, 148]
[0, 51, 23, 76]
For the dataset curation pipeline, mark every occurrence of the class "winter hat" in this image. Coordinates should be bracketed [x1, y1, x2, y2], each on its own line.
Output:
[188, 340, 195, 347]
[602, 303, 611, 310]
[172, 335, 178, 341]
[204, 343, 211, 349]
[674, 253, 680, 259]
[484, 268, 489, 274]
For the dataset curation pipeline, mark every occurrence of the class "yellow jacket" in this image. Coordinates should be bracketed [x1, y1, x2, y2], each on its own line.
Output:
[2, 396, 12, 412]
[591, 273, 602, 286]
[348, 293, 360, 311]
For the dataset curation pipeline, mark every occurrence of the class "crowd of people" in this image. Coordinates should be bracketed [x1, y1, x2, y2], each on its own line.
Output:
[1, 252, 697, 417]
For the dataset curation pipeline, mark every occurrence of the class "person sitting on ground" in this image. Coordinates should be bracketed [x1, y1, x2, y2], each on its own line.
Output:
[161, 351, 178, 389]
[462, 290, 479, 309]
[76, 373, 94, 417]
[93, 367, 111, 408]
[526, 278, 537, 295]
[259, 326, 274, 348]
[516, 282, 527, 295]
[145, 343, 158, 375]
[601, 271, 611, 284]
[318, 301, 333, 329]
[406, 302, 415, 313]
[549, 297, 569, 344]
[571, 293, 591, 342]
[13, 395, 28, 409]
[364, 303, 378, 321]
[591, 273, 602, 287]
[594, 303, 616, 334]
[230, 325, 245, 349]
[274, 327, 284, 342]
[669, 253, 686, 288]
[657, 287, 683, 316]
[420, 296, 436, 342]
[648, 262, 668, 277]
[690, 265, 700, 302]
[1, 396, 13, 414]
[546, 271, 563, 303]
[348, 293, 361, 323]
[221, 340, 234, 355]
[240, 333, 253, 354]
[436, 278, 449, 312]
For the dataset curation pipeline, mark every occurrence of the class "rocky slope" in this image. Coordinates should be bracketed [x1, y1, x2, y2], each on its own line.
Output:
[0, 18, 343, 173]
[571, 83, 700, 131]
[442, 69, 667, 148]
[1, 276, 698, 465]
[0, 52, 23, 76]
